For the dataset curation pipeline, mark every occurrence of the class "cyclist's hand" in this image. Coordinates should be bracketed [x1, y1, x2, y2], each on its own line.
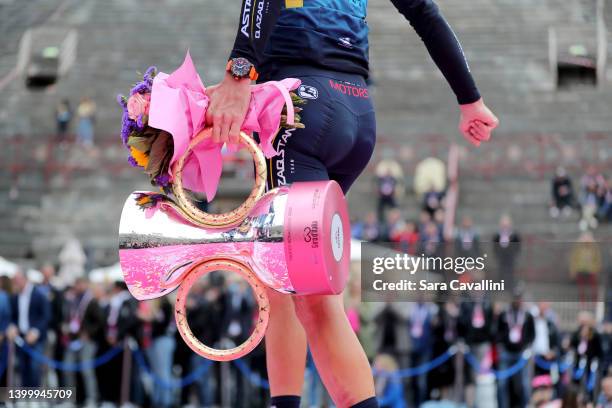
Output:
[459, 98, 499, 147]
[205, 73, 251, 145]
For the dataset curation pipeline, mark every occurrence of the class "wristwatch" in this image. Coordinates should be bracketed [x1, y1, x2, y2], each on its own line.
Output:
[226, 57, 259, 81]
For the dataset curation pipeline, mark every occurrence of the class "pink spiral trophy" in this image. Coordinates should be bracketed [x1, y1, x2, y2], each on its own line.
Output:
[119, 129, 351, 361]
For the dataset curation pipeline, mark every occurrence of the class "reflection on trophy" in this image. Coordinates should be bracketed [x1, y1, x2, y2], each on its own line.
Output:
[118, 131, 350, 360]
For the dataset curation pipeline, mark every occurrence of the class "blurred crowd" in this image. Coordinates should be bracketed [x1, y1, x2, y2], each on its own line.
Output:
[0, 260, 611, 408]
[54, 97, 97, 146]
[550, 166, 612, 230]
[0, 264, 268, 408]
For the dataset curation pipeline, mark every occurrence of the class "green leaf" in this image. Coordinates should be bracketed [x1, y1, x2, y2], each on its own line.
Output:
[127, 136, 153, 152]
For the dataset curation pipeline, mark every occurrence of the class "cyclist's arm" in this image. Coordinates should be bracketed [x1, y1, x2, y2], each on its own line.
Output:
[389, 0, 480, 104]
[229, 0, 282, 71]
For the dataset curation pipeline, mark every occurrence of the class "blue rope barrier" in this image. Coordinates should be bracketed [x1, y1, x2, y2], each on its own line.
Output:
[15, 338, 123, 372]
[573, 363, 586, 381]
[132, 348, 212, 389]
[374, 348, 456, 379]
[232, 358, 270, 389]
[534, 355, 572, 374]
[465, 352, 528, 381]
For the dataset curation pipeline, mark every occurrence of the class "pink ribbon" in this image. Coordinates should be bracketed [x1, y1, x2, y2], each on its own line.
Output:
[148, 52, 300, 202]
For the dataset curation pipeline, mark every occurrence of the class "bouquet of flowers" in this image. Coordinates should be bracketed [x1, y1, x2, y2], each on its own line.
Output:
[118, 52, 304, 201]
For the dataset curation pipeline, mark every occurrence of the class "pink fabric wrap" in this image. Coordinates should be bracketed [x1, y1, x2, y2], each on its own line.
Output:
[148, 51, 301, 202]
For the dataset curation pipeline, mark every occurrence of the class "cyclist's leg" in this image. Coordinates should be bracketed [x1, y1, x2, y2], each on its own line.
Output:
[264, 111, 329, 400]
[291, 92, 377, 407]
[265, 287, 307, 397]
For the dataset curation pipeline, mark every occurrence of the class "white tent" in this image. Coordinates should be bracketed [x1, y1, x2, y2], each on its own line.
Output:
[89, 263, 123, 283]
[0, 257, 42, 282]
[0, 257, 18, 277]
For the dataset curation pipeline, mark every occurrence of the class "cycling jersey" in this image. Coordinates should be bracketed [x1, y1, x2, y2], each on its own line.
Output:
[230, 0, 481, 104]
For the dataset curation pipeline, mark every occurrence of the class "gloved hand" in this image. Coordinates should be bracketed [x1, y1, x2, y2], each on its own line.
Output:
[459, 98, 499, 146]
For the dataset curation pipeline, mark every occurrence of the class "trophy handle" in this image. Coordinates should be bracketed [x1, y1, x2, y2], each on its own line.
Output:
[172, 128, 267, 228]
[174, 258, 270, 361]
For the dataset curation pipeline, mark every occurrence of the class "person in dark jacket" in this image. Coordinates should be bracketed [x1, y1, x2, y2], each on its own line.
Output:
[459, 294, 495, 407]
[493, 214, 522, 292]
[63, 278, 105, 406]
[570, 311, 603, 401]
[531, 302, 560, 377]
[496, 293, 535, 408]
[189, 280, 227, 407]
[96, 281, 139, 406]
[38, 263, 67, 387]
[7, 270, 51, 387]
[0, 275, 12, 388]
[550, 166, 575, 218]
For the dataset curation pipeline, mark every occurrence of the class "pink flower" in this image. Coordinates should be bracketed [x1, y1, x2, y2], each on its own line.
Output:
[127, 93, 151, 120]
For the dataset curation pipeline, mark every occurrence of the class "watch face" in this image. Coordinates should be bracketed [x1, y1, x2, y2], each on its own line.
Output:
[232, 57, 251, 77]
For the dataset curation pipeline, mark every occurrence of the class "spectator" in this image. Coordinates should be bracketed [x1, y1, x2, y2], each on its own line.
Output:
[374, 353, 406, 408]
[408, 301, 435, 406]
[596, 376, 612, 408]
[433, 208, 446, 241]
[63, 277, 104, 406]
[496, 292, 535, 408]
[7, 269, 51, 387]
[423, 187, 445, 218]
[454, 215, 480, 258]
[0, 275, 11, 388]
[580, 166, 606, 194]
[596, 176, 612, 222]
[375, 156, 404, 222]
[493, 214, 521, 291]
[530, 374, 561, 408]
[580, 177, 601, 230]
[414, 157, 446, 198]
[139, 298, 175, 408]
[39, 263, 66, 387]
[429, 300, 460, 394]
[96, 281, 138, 406]
[55, 99, 72, 141]
[189, 281, 226, 406]
[570, 312, 603, 390]
[459, 292, 494, 407]
[76, 97, 96, 147]
[550, 166, 575, 218]
[382, 208, 404, 242]
[359, 211, 381, 242]
[374, 303, 404, 356]
[420, 221, 444, 259]
[389, 220, 419, 254]
[417, 210, 432, 233]
[569, 231, 602, 303]
[601, 319, 612, 377]
[531, 302, 560, 377]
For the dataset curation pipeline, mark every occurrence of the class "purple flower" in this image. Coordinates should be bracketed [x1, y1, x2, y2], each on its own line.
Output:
[120, 112, 134, 147]
[136, 114, 145, 129]
[117, 94, 128, 108]
[143, 66, 157, 85]
[130, 81, 150, 96]
[154, 173, 171, 186]
[127, 156, 139, 168]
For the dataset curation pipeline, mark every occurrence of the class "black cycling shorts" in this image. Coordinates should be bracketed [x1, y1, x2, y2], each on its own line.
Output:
[259, 65, 376, 194]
